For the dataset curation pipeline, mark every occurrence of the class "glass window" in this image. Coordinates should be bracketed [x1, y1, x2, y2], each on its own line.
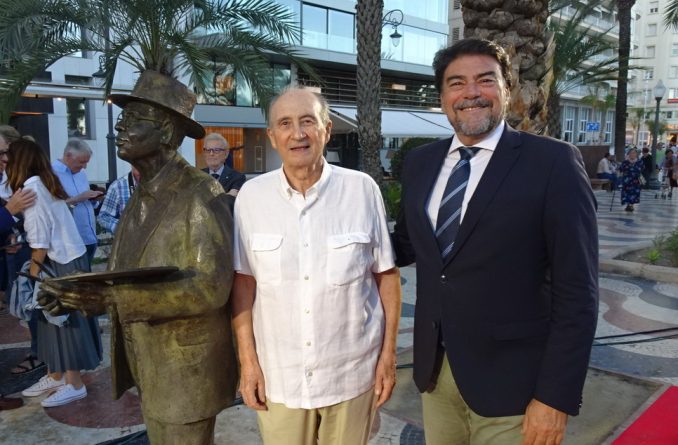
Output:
[605, 111, 613, 143]
[564, 106, 575, 142]
[385, 0, 447, 24]
[673, 43, 678, 56]
[670, 66, 678, 78]
[66, 98, 89, 138]
[382, 25, 446, 66]
[277, 0, 301, 44]
[578, 108, 590, 143]
[667, 111, 674, 119]
[650, 1, 659, 13]
[328, 9, 355, 53]
[302, 4, 328, 49]
[647, 23, 657, 36]
[235, 71, 258, 107]
[645, 69, 654, 80]
[273, 64, 291, 93]
[646, 45, 655, 58]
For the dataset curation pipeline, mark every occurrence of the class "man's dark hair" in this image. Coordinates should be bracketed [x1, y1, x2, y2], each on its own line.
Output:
[433, 38, 513, 93]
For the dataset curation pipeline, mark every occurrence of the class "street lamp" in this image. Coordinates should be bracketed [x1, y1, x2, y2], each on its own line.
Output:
[383, 9, 403, 47]
[650, 79, 666, 189]
[92, 54, 117, 185]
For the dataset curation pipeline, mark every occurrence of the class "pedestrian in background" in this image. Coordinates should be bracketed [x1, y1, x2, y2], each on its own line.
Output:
[620, 148, 643, 211]
[8, 139, 102, 407]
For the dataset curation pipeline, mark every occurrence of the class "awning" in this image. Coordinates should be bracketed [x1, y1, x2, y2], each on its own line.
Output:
[330, 106, 453, 138]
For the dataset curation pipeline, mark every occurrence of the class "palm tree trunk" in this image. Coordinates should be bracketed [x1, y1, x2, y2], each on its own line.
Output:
[461, 0, 553, 134]
[356, 0, 384, 187]
[615, 0, 636, 160]
[546, 91, 562, 139]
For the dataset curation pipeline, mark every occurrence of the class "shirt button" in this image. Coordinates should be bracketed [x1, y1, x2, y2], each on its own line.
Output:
[303, 242, 309, 247]
[307, 371, 313, 377]
[306, 341, 311, 346]
[305, 309, 310, 314]
[304, 275, 309, 281]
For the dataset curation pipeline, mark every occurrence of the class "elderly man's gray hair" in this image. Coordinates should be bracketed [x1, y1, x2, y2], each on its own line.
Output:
[64, 138, 93, 156]
[203, 133, 230, 149]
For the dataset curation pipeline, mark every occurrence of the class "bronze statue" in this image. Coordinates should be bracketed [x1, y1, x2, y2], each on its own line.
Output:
[39, 70, 237, 445]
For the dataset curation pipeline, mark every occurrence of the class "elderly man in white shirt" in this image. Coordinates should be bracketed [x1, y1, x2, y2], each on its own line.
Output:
[232, 87, 401, 445]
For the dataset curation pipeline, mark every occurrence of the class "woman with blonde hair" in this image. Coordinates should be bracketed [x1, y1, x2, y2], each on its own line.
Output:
[7, 139, 101, 407]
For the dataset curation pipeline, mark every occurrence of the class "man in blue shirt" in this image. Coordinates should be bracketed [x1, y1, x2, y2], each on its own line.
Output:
[52, 139, 103, 264]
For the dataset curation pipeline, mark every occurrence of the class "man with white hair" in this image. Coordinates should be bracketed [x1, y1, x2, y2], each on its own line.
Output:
[201, 133, 246, 203]
[52, 138, 103, 264]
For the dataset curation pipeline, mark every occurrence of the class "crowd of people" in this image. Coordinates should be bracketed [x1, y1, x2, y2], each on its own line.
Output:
[597, 142, 678, 211]
[0, 38, 601, 445]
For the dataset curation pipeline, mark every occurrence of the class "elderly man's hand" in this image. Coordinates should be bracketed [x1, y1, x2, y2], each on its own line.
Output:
[38, 279, 109, 317]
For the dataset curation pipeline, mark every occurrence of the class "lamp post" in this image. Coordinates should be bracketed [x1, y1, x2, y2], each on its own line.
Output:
[650, 79, 666, 189]
[92, 54, 117, 185]
[383, 9, 403, 47]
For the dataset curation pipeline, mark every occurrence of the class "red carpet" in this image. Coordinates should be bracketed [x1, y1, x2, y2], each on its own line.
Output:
[613, 386, 678, 445]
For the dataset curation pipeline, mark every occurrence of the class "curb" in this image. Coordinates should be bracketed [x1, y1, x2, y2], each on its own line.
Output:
[600, 258, 678, 283]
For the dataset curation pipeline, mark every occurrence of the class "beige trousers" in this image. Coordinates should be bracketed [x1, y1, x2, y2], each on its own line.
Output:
[257, 388, 376, 445]
[421, 355, 524, 445]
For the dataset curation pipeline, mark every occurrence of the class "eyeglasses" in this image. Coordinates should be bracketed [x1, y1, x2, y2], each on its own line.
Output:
[116, 111, 163, 127]
[203, 148, 226, 154]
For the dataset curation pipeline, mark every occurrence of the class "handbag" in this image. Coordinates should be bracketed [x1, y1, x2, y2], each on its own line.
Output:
[9, 260, 38, 321]
[639, 175, 647, 186]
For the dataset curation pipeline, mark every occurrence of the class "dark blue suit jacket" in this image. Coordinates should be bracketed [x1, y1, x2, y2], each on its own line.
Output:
[392, 124, 599, 417]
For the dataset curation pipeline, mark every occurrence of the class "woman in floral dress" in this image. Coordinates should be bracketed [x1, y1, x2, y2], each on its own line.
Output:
[619, 148, 643, 212]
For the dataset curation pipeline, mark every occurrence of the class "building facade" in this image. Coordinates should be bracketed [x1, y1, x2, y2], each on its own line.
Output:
[627, 0, 678, 147]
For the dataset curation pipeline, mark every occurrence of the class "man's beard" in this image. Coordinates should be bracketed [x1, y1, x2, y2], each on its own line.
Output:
[450, 99, 504, 138]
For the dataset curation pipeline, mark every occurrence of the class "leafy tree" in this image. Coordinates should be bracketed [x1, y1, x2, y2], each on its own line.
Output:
[627, 107, 646, 146]
[356, 0, 384, 187]
[546, 1, 622, 140]
[645, 118, 669, 140]
[0, 0, 313, 123]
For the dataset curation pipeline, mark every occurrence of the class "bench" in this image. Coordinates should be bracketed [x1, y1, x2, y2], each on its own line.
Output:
[590, 178, 611, 191]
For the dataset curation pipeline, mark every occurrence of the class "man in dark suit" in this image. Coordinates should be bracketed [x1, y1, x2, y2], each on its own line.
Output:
[202, 132, 246, 199]
[392, 39, 598, 445]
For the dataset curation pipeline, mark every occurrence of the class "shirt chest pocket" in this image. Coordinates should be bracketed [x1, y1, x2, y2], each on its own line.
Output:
[327, 232, 372, 286]
[251, 233, 283, 284]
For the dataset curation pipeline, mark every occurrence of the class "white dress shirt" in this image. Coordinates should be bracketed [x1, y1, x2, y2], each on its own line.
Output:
[234, 159, 395, 409]
[22, 176, 86, 264]
[427, 121, 504, 228]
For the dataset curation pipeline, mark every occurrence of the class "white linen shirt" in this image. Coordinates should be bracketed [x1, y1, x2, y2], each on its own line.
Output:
[234, 160, 396, 409]
[427, 121, 504, 228]
[23, 176, 86, 264]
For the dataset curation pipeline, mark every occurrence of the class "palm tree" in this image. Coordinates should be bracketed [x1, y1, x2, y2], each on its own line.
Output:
[664, 0, 678, 29]
[627, 107, 645, 146]
[546, 2, 623, 140]
[614, 0, 636, 161]
[461, 0, 553, 134]
[0, 0, 312, 123]
[645, 118, 669, 142]
[356, 0, 384, 187]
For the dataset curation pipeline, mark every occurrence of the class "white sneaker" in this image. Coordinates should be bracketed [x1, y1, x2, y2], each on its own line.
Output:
[21, 375, 65, 397]
[41, 384, 87, 407]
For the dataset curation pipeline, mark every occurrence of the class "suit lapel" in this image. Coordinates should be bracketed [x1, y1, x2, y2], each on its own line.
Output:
[413, 138, 452, 265]
[443, 126, 522, 267]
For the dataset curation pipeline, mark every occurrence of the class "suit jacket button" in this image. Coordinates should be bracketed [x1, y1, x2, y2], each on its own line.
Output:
[440, 274, 447, 283]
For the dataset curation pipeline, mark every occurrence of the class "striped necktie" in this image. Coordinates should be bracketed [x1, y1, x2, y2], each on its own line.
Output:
[435, 146, 480, 259]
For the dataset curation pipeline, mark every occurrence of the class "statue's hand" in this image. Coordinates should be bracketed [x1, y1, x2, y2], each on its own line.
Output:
[36, 288, 70, 316]
[39, 279, 109, 317]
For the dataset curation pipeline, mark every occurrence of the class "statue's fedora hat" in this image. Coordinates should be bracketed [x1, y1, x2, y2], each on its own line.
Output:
[109, 70, 205, 139]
